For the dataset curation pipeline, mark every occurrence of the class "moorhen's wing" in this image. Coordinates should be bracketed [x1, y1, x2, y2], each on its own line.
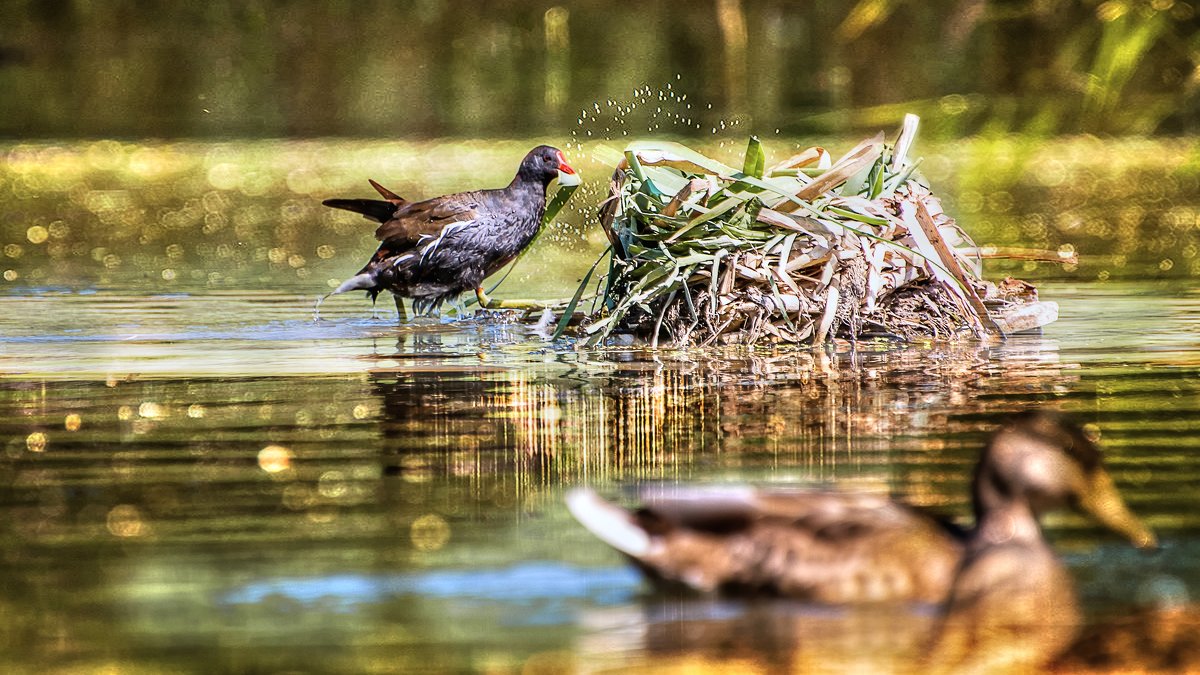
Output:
[374, 191, 482, 256]
[568, 487, 965, 604]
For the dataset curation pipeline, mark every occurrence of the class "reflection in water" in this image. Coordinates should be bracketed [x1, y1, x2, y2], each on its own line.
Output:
[366, 335, 1078, 505]
[577, 600, 941, 673]
[1055, 600, 1200, 673]
[1, 288, 1198, 671]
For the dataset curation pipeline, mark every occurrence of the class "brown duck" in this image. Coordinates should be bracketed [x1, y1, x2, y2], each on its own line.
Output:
[321, 145, 575, 318]
[568, 411, 1157, 670]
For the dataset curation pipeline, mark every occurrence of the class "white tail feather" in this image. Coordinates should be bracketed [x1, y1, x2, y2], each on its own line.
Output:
[330, 272, 375, 296]
[313, 273, 376, 321]
[565, 489, 651, 559]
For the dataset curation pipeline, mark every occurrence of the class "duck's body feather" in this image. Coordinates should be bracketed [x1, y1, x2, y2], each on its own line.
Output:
[567, 411, 1157, 671]
[571, 487, 964, 603]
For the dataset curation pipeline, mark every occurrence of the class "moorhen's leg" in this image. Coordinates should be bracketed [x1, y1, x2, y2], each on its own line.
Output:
[475, 286, 492, 308]
[475, 286, 554, 311]
[394, 294, 408, 322]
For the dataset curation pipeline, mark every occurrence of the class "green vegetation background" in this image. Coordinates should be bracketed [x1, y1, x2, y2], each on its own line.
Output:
[0, 0, 1196, 139]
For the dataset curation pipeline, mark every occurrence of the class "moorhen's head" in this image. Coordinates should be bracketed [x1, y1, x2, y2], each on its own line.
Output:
[516, 145, 576, 186]
[971, 409, 1156, 548]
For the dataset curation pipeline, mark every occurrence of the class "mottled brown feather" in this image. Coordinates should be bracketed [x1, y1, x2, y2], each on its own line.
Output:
[632, 488, 964, 603]
[567, 411, 1157, 672]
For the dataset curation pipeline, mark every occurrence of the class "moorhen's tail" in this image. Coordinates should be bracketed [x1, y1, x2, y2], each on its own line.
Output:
[367, 179, 404, 202]
[313, 272, 380, 320]
[322, 198, 397, 223]
[328, 272, 377, 297]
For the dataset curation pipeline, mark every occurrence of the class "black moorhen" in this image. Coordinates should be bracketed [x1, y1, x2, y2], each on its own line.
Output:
[321, 145, 576, 318]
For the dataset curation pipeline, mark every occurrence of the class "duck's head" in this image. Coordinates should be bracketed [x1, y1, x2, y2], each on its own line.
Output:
[973, 410, 1157, 549]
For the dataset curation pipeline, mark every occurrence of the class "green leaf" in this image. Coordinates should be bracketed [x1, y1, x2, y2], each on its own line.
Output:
[742, 136, 766, 179]
[552, 248, 607, 340]
[541, 179, 579, 227]
[867, 159, 885, 200]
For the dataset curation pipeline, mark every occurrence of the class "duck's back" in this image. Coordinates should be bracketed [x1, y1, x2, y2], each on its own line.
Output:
[568, 487, 965, 604]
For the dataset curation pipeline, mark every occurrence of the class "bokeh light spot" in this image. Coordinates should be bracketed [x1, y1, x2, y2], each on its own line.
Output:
[318, 470, 349, 499]
[282, 484, 315, 511]
[206, 162, 241, 190]
[1096, 0, 1128, 21]
[106, 504, 148, 537]
[411, 514, 451, 551]
[65, 413, 82, 431]
[26, 225, 49, 244]
[257, 444, 294, 474]
[138, 402, 166, 419]
[938, 94, 969, 116]
[26, 431, 47, 452]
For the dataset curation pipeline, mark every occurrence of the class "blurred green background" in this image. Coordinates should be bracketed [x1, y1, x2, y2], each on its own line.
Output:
[0, 0, 1196, 139]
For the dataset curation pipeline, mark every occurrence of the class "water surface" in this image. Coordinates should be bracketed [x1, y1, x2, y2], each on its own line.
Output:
[2, 281, 1199, 673]
[2, 139, 1200, 672]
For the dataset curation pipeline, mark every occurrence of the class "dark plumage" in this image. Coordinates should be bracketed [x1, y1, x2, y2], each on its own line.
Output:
[568, 411, 1157, 670]
[321, 145, 575, 316]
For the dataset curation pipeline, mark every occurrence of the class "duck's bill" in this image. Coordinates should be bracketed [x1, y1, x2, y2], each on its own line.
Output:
[1080, 469, 1157, 549]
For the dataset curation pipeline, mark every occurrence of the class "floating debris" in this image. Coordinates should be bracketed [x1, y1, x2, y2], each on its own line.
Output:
[578, 115, 1064, 347]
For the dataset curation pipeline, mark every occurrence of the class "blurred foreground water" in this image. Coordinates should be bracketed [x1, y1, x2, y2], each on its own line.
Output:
[2, 139, 1200, 672]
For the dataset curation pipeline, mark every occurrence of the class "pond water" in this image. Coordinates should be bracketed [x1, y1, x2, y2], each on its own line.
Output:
[2, 139, 1200, 672]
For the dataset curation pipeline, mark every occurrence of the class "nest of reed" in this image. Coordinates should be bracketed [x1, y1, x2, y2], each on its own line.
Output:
[577, 115, 1064, 348]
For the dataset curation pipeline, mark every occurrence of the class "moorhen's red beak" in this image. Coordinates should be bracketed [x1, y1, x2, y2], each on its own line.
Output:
[556, 150, 576, 175]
